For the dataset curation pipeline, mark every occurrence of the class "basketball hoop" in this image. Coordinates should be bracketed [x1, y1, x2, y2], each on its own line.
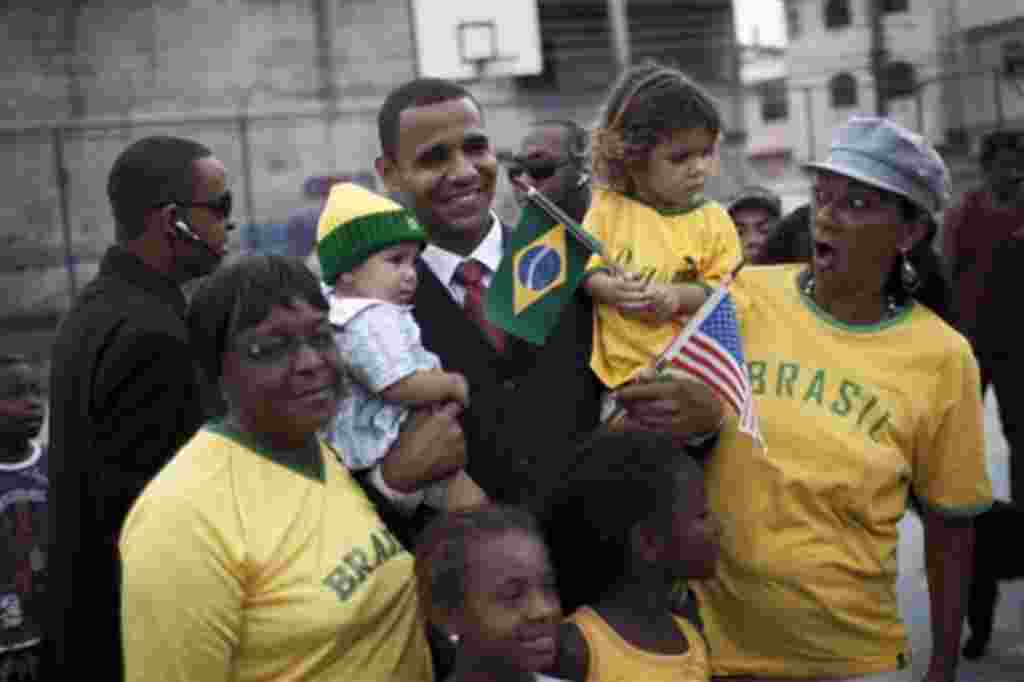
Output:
[410, 2, 543, 82]
[458, 20, 499, 80]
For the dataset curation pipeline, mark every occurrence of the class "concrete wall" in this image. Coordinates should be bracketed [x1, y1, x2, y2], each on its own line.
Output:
[0, 0, 743, 326]
[957, 0, 1023, 32]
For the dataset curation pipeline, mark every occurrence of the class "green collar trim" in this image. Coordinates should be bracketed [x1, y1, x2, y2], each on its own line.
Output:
[626, 191, 708, 216]
[795, 269, 914, 333]
[206, 418, 324, 483]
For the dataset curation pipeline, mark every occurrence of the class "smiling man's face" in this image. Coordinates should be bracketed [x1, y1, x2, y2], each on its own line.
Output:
[377, 97, 498, 255]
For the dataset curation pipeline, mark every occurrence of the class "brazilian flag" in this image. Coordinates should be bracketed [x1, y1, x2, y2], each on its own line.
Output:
[484, 201, 598, 345]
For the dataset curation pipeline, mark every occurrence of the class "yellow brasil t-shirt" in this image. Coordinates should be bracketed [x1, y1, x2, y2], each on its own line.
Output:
[583, 187, 742, 388]
[120, 422, 433, 682]
[694, 265, 993, 679]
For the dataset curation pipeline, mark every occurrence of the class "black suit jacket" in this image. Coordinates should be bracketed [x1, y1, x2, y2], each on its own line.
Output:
[412, 253, 602, 509]
[46, 245, 207, 680]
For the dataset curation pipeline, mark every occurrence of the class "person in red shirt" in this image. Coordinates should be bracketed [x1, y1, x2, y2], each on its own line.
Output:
[943, 128, 1024, 502]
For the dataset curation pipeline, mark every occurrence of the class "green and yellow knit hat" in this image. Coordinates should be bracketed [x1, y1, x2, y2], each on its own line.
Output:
[316, 183, 427, 284]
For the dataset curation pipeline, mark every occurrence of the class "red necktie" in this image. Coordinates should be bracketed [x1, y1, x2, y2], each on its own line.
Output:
[455, 259, 506, 353]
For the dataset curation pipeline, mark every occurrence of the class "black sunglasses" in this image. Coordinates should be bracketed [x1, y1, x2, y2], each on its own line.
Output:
[507, 158, 571, 182]
[179, 190, 233, 219]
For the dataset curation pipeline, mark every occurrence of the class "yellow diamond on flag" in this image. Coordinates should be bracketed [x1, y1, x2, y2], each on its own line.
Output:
[512, 224, 568, 315]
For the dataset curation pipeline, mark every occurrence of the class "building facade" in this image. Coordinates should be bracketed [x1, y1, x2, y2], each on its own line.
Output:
[0, 0, 744, 327]
[741, 0, 1023, 212]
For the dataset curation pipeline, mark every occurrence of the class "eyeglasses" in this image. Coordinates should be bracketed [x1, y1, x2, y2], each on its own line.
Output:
[179, 190, 233, 219]
[811, 181, 900, 216]
[233, 325, 336, 368]
[507, 158, 571, 182]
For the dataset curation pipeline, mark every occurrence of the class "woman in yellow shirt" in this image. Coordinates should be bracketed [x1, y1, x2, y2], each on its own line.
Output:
[696, 117, 992, 682]
[120, 254, 457, 681]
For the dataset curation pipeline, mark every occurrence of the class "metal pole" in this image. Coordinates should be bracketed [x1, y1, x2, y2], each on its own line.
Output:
[869, 0, 889, 116]
[52, 127, 77, 300]
[730, 42, 748, 186]
[315, 0, 339, 170]
[994, 68, 1005, 128]
[238, 112, 256, 228]
[803, 87, 816, 161]
[915, 86, 925, 133]
[607, 0, 630, 73]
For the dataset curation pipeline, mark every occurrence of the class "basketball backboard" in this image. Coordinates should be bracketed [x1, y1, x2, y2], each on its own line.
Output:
[410, 0, 543, 81]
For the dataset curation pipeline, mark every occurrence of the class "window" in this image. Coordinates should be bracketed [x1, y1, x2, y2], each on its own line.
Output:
[882, 0, 908, 12]
[760, 80, 789, 122]
[830, 73, 858, 108]
[824, 0, 851, 30]
[1004, 40, 1024, 76]
[786, 4, 802, 40]
[883, 61, 916, 98]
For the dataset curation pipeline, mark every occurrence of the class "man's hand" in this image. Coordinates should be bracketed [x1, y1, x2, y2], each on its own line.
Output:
[380, 402, 467, 493]
[612, 371, 723, 440]
[445, 371, 471, 408]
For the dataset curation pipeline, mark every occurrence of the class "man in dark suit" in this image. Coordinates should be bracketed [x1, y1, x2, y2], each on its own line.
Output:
[373, 78, 724, 510]
[46, 136, 232, 679]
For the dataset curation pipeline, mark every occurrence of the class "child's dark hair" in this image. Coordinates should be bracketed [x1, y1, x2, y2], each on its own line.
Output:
[592, 60, 722, 193]
[415, 504, 544, 616]
[541, 428, 704, 614]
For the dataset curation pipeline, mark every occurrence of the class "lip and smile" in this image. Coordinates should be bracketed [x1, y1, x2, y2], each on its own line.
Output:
[517, 626, 558, 666]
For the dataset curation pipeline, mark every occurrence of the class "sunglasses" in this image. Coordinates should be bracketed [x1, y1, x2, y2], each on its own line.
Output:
[507, 158, 571, 182]
[179, 190, 233, 219]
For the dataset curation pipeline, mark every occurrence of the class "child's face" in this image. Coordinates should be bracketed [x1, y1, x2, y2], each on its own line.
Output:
[455, 529, 561, 673]
[630, 127, 717, 212]
[0, 362, 45, 445]
[344, 242, 421, 304]
[661, 473, 720, 580]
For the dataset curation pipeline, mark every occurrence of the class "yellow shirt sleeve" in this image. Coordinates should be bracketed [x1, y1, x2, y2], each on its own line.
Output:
[583, 193, 612, 274]
[121, 488, 244, 681]
[913, 338, 993, 516]
[696, 202, 743, 286]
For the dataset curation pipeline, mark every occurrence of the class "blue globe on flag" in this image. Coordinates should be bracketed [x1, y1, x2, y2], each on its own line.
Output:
[516, 245, 563, 291]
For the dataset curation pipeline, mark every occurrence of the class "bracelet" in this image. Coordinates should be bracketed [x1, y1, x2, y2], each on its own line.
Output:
[369, 464, 425, 515]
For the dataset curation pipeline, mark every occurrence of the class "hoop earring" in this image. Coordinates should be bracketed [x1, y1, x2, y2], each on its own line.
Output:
[900, 250, 921, 294]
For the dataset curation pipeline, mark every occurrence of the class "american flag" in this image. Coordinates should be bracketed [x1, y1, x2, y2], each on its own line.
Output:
[658, 282, 764, 447]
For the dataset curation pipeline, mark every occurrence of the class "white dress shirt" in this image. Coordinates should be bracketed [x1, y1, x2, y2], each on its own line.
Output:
[419, 213, 504, 304]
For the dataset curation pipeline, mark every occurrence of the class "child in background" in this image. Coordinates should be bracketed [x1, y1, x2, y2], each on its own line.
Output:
[316, 183, 487, 513]
[415, 504, 564, 682]
[0, 354, 47, 682]
[541, 429, 720, 682]
[583, 61, 743, 406]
